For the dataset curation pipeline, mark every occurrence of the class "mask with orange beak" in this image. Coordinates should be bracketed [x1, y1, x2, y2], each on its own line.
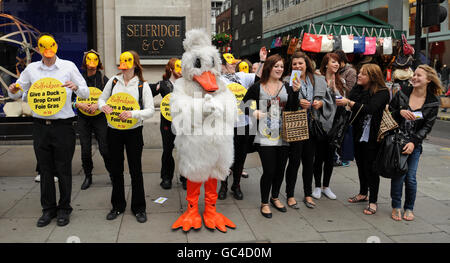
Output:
[38, 35, 58, 58]
[85, 52, 99, 68]
[223, 53, 240, 65]
[238, 61, 249, 73]
[174, 59, 182, 74]
[118, 51, 134, 70]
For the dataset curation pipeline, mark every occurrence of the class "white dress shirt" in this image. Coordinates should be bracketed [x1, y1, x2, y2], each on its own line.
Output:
[98, 74, 155, 129]
[8, 57, 89, 119]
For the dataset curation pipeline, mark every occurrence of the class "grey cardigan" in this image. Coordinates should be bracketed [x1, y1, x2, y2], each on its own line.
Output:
[298, 74, 337, 133]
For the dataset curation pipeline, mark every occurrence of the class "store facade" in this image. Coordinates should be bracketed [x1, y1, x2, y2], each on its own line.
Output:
[0, 0, 211, 140]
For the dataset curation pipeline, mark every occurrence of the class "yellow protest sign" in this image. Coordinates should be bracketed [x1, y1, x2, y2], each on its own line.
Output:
[76, 87, 102, 116]
[27, 77, 66, 116]
[227, 83, 247, 101]
[106, 92, 140, 130]
[227, 83, 248, 115]
[160, 93, 172, 121]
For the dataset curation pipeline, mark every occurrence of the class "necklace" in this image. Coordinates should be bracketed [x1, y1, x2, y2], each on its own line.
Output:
[263, 81, 282, 97]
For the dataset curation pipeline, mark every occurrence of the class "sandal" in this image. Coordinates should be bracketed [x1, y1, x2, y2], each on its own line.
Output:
[403, 209, 415, 221]
[363, 203, 377, 215]
[287, 197, 299, 210]
[303, 197, 316, 209]
[348, 194, 368, 203]
[391, 208, 402, 221]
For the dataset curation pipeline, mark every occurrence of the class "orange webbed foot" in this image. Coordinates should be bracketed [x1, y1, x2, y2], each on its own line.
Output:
[172, 204, 202, 232]
[203, 204, 236, 233]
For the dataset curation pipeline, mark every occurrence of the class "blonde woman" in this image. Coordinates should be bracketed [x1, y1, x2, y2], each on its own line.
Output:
[336, 64, 390, 215]
[388, 65, 441, 221]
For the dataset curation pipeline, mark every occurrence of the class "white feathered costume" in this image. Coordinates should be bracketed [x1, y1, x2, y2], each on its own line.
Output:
[170, 29, 237, 233]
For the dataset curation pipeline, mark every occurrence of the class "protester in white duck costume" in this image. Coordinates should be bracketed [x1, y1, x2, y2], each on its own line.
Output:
[170, 29, 237, 233]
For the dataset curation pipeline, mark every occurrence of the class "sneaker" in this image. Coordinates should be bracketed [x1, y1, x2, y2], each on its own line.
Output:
[312, 187, 322, 199]
[322, 187, 337, 200]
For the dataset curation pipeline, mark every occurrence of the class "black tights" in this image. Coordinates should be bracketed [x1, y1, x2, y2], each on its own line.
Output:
[313, 139, 335, 188]
[257, 145, 289, 204]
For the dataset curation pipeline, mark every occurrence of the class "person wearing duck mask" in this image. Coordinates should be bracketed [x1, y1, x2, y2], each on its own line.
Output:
[152, 58, 187, 190]
[235, 60, 252, 74]
[74, 50, 113, 190]
[8, 33, 89, 228]
[98, 50, 154, 223]
[218, 49, 266, 201]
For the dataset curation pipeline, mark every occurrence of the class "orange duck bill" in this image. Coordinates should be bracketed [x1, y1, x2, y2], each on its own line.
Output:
[193, 71, 219, 92]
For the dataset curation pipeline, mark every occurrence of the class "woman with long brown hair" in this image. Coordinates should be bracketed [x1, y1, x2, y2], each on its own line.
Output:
[336, 63, 390, 215]
[153, 58, 186, 190]
[242, 54, 300, 218]
[311, 53, 344, 200]
[283, 51, 328, 209]
[98, 50, 155, 223]
[388, 65, 441, 221]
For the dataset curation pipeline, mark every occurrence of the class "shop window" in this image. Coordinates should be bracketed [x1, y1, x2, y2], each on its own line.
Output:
[369, 5, 388, 24]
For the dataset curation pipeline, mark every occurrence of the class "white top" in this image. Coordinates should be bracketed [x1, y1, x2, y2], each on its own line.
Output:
[8, 57, 89, 119]
[98, 74, 155, 129]
[220, 72, 256, 127]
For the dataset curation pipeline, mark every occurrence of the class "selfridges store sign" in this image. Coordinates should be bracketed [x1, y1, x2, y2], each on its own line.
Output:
[121, 16, 186, 59]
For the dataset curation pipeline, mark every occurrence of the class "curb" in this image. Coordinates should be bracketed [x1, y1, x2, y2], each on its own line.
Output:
[438, 115, 450, 121]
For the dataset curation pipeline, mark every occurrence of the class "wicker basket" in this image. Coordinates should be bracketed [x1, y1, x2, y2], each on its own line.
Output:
[282, 109, 309, 142]
[377, 106, 399, 142]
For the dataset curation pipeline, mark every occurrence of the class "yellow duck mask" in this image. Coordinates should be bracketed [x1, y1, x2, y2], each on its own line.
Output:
[238, 61, 249, 73]
[118, 51, 134, 70]
[86, 52, 99, 68]
[38, 35, 58, 58]
[223, 53, 240, 65]
[174, 59, 182, 74]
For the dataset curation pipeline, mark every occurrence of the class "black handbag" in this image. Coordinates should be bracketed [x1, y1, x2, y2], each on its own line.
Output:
[309, 110, 327, 141]
[328, 107, 352, 149]
[375, 129, 409, 179]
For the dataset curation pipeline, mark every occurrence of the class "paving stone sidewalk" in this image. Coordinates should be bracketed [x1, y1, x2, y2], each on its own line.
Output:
[0, 143, 449, 243]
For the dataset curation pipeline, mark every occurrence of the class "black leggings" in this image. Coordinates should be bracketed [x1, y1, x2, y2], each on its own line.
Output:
[313, 139, 335, 188]
[257, 145, 289, 204]
[160, 121, 176, 181]
[354, 141, 380, 204]
[222, 127, 250, 186]
[285, 138, 315, 198]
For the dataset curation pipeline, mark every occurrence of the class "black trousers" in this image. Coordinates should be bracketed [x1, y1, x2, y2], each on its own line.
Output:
[257, 145, 289, 204]
[354, 141, 380, 204]
[285, 138, 316, 198]
[160, 121, 175, 181]
[78, 115, 112, 177]
[33, 119, 75, 214]
[108, 126, 146, 214]
[223, 126, 250, 187]
[313, 139, 335, 188]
